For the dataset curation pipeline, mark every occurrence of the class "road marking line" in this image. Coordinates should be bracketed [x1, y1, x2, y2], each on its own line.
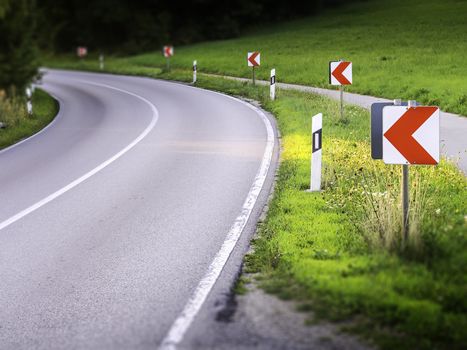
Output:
[0, 81, 159, 232]
[159, 89, 275, 350]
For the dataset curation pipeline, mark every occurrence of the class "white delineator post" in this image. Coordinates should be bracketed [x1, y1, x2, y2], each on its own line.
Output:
[99, 54, 104, 70]
[25, 87, 32, 115]
[270, 68, 276, 100]
[193, 60, 197, 84]
[310, 113, 323, 191]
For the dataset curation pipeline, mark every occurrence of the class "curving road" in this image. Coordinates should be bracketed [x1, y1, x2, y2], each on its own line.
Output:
[0, 70, 278, 349]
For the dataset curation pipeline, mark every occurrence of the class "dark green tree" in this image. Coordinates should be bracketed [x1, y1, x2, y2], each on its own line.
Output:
[0, 0, 38, 94]
[33, 0, 331, 54]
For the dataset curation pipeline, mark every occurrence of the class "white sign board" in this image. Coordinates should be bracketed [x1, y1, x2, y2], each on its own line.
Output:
[382, 106, 439, 165]
[247, 52, 260, 67]
[329, 61, 352, 85]
[163, 46, 174, 58]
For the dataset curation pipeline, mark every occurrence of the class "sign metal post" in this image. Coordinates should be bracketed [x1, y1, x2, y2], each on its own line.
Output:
[163, 46, 174, 72]
[401, 99, 417, 243]
[339, 59, 344, 121]
[372, 98, 439, 248]
[247, 52, 260, 85]
[339, 84, 344, 121]
[329, 59, 352, 121]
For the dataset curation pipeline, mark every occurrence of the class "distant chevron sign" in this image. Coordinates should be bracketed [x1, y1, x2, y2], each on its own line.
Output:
[247, 52, 260, 66]
[163, 46, 174, 58]
[329, 61, 352, 85]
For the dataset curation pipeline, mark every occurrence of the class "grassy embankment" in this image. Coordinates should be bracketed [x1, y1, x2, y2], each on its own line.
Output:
[47, 0, 467, 115]
[44, 0, 466, 348]
[0, 89, 58, 150]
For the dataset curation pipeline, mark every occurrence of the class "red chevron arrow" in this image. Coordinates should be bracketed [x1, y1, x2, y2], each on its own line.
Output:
[384, 107, 438, 164]
[248, 52, 260, 66]
[332, 61, 351, 85]
[164, 46, 173, 57]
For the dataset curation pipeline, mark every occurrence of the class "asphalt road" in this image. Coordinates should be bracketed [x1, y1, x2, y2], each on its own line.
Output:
[0, 70, 278, 349]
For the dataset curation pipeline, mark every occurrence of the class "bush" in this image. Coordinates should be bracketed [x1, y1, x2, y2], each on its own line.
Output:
[0, 0, 39, 94]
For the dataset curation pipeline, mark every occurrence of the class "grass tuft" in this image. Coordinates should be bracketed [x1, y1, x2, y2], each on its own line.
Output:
[0, 89, 58, 150]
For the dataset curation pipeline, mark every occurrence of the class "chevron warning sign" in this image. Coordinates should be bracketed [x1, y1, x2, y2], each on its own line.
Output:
[329, 61, 352, 85]
[163, 46, 174, 58]
[382, 106, 439, 165]
[76, 46, 88, 58]
[247, 52, 260, 67]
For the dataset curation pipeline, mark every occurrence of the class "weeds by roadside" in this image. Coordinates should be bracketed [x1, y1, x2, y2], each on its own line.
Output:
[0, 89, 57, 149]
[0, 91, 29, 128]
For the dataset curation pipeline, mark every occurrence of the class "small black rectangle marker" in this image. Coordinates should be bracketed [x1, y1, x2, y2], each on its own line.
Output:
[312, 129, 322, 153]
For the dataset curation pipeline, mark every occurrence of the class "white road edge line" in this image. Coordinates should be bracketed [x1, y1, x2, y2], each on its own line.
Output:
[159, 90, 275, 350]
[0, 81, 159, 232]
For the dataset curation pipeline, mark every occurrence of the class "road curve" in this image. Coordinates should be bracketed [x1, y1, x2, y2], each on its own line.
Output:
[0, 70, 278, 349]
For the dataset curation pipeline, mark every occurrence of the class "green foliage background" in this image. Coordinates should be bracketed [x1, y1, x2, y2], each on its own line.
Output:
[0, 0, 38, 93]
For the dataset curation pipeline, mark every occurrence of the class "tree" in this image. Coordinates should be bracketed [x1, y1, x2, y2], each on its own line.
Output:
[0, 0, 11, 18]
[0, 0, 38, 94]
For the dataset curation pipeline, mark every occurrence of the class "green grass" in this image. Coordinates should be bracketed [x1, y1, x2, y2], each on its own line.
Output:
[0, 89, 58, 150]
[46, 0, 467, 115]
[245, 91, 467, 349]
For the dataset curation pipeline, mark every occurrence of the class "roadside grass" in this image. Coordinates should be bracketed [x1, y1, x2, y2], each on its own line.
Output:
[44, 55, 163, 78]
[238, 82, 466, 350]
[44, 62, 467, 348]
[45, 0, 467, 115]
[0, 89, 58, 150]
